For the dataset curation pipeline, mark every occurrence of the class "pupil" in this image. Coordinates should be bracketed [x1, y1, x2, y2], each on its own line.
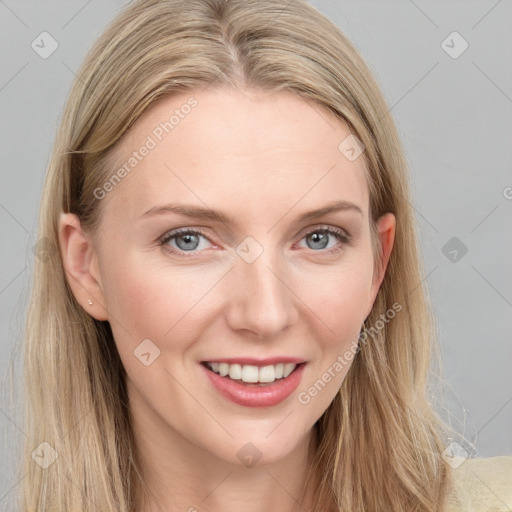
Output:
[309, 232, 328, 249]
[177, 234, 198, 250]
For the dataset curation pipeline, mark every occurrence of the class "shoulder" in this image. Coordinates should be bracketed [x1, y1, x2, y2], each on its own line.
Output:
[445, 455, 512, 512]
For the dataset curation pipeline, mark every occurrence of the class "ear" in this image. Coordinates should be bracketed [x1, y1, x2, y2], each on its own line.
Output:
[58, 212, 109, 321]
[366, 212, 396, 317]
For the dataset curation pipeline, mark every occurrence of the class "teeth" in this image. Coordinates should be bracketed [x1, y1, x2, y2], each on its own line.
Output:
[242, 365, 259, 383]
[259, 365, 275, 383]
[228, 364, 242, 380]
[206, 362, 298, 383]
[219, 363, 229, 377]
[283, 363, 296, 378]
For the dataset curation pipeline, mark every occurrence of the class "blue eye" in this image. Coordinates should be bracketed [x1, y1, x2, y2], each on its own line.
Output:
[299, 227, 351, 253]
[159, 228, 211, 256]
[159, 226, 351, 257]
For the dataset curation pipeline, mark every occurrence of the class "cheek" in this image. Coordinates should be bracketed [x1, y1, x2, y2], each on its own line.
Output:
[294, 263, 372, 412]
[102, 260, 167, 333]
[100, 253, 219, 350]
[299, 259, 373, 339]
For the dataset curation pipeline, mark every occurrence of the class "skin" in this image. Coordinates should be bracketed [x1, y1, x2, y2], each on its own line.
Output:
[59, 87, 395, 512]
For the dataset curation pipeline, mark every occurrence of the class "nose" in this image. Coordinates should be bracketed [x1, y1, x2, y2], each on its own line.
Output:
[224, 243, 297, 339]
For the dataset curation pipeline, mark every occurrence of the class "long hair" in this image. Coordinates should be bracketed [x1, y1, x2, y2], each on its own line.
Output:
[16, 0, 460, 510]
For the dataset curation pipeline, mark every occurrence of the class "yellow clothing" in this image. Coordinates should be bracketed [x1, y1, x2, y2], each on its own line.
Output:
[446, 456, 512, 511]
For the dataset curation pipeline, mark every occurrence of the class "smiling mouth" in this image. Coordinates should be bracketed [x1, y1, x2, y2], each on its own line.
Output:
[201, 361, 305, 385]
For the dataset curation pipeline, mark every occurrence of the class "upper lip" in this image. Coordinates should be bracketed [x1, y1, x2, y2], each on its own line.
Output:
[201, 357, 306, 366]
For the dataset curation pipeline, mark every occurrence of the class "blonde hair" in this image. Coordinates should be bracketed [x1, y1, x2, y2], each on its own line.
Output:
[15, 0, 463, 510]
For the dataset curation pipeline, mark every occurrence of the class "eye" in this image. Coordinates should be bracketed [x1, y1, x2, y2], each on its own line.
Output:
[296, 226, 351, 255]
[158, 225, 352, 257]
[159, 228, 213, 256]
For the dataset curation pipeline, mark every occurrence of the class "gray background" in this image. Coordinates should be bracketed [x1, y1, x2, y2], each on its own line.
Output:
[1, 0, 511, 505]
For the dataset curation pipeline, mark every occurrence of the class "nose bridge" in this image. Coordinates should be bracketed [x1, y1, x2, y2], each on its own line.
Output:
[227, 235, 295, 337]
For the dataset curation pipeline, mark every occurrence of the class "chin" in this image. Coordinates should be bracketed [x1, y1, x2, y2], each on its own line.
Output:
[209, 424, 312, 469]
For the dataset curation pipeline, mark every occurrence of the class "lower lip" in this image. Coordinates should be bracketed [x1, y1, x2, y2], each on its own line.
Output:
[201, 363, 306, 407]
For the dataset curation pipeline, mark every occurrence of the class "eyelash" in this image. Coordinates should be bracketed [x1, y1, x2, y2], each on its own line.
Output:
[158, 226, 352, 258]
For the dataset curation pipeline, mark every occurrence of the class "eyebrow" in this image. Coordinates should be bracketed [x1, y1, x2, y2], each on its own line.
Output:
[139, 199, 364, 225]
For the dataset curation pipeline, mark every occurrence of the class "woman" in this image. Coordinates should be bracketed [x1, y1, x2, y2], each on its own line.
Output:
[18, 0, 512, 511]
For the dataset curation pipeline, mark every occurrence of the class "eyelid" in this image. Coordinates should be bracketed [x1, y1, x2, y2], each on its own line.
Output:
[299, 224, 352, 242]
[158, 227, 210, 246]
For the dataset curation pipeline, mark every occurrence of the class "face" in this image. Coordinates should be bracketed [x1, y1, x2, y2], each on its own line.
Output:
[60, 87, 395, 469]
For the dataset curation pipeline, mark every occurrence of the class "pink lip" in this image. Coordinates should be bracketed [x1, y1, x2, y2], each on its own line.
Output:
[202, 357, 305, 366]
[201, 362, 306, 408]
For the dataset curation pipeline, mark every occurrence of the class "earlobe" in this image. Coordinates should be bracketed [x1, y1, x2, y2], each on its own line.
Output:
[58, 212, 109, 321]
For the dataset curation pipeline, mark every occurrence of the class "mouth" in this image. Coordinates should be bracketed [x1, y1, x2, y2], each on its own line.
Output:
[201, 361, 306, 386]
[200, 359, 308, 407]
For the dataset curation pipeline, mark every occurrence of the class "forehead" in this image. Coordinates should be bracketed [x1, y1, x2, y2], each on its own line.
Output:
[101, 87, 370, 223]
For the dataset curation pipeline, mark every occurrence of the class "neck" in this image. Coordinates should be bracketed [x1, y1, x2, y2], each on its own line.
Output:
[132, 419, 320, 512]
